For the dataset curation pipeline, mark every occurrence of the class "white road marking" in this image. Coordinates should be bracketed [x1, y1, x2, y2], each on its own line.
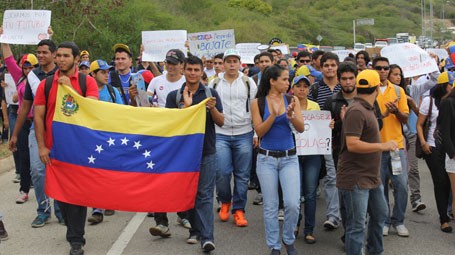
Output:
[106, 212, 146, 255]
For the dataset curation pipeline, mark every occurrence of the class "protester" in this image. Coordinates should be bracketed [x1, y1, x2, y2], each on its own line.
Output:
[311, 50, 325, 71]
[80, 50, 90, 62]
[251, 64, 304, 255]
[204, 56, 216, 78]
[252, 52, 274, 85]
[34, 41, 99, 255]
[108, 43, 135, 105]
[355, 50, 370, 72]
[78, 61, 90, 76]
[208, 53, 224, 83]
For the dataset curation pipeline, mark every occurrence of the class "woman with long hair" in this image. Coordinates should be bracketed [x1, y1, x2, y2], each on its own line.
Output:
[251, 65, 304, 255]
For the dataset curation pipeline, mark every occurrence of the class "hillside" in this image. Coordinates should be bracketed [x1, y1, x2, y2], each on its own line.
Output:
[0, 0, 453, 59]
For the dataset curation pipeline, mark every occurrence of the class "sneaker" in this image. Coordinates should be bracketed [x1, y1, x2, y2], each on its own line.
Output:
[323, 218, 339, 230]
[187, 235, 199, 244]
[88, 212, 103, 225]
[282, 241, 298, 255]
[383, 225, 389, 236]
[278, 209, 284, 221]
[248, 182, 258, 190]
[219, 202, 231, 222]
[149, 224, 171, 237]
[12, 174, 20, 183]
[202, 241, 215, 252]
[233, 210, 248, 227]
[16, 191, 29, 204]
[253, 193, 263, 205]
[177, 217, 192, 229]
[69, 242, 84, 255]
[394, 224, 409, 237]
[0, 220, 8, 241]
[104, 210, 115, 216]
[270, 249, 281, 255]
[412, 201, 426, 212]
[31, 215, 49, 228]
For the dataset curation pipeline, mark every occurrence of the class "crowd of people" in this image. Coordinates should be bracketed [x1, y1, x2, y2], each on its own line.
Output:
[1, 26, 455, 255]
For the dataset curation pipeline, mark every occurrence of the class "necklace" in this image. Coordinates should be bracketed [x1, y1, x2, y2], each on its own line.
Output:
[119, 72, 132, 84]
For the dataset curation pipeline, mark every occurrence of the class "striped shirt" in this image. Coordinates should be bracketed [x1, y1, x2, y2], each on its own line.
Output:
[308, 80, 341, 110]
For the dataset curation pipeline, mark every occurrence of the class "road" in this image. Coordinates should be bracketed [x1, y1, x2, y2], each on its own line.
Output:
[0, 159, 454, 255]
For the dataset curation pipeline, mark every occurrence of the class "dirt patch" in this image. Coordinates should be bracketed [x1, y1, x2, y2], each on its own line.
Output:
[0, 142, 12, 160]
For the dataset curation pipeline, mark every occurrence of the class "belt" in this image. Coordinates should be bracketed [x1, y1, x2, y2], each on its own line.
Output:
[258, 147, 296, 158]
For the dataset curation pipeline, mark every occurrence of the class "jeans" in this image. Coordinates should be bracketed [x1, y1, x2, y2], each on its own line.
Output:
[188, 153, 217, 245]
[380, 150, 408, 226]
[58, 201, 87, 245]
[257, 153, 300, 250]
[216, 132, 253, 212]
[406, 134, 422, 205]
[298, 155, 321, 235]
[339, 185, 388, 255]
[29, 128, 61, 218]
[323, 154, 341, 222]
[18, 120, 31, 194]
[8, 109, 19, 175]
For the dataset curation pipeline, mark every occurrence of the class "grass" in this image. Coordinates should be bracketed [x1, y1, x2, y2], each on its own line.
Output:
[0, 141, 12, 160]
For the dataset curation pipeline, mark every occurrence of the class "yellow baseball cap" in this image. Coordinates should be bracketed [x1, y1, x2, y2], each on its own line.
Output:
[356, 70, 380, 88]
[80, 50, 90, 57]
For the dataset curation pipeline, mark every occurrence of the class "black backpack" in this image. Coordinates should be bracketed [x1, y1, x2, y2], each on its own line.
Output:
[109, 71, 129, 105]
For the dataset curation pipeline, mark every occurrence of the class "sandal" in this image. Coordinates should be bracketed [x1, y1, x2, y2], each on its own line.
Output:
[441, 222, 453, 233]
[305, 233, 316, 244]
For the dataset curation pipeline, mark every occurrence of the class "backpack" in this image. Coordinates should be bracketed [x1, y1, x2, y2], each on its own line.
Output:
[105, 84, 117, 103]
[257, 94, 294, 119]
[109, 71, 129, 105]
[175, 85, 213, 108]
[213, 75, 251, 112]
[310, 82, 319, 101]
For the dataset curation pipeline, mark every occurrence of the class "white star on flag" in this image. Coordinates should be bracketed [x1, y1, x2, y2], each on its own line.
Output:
[146, 160, 155, 169]
[107, 138, 115, 146]
[142, 150, 151, 158]
[133, 141, 142, 149]
[121, 137, 129, 145]
[95, 145, 104, 154]
[88, 155, 96, 164]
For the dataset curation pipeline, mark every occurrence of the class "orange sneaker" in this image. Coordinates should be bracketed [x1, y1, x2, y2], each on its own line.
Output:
[233, 210, 248, 227]
[219, 202, 231, 221]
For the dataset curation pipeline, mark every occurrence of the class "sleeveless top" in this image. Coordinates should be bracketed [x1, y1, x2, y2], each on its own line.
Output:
[261, 95, 294, 151]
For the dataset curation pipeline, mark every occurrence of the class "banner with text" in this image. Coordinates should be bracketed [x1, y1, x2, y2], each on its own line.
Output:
[236, 43, 260, 64]
[141, 30, 187, 62]
[0, 10, 51, 45]
[332, 50, 356, 62]
[295, 110, 332, 155]
[426, 48, 449, 63]
[270, 44, 290, 55]
[4, 73, 18, 105]
[188, 29, 235, 58]
[381, 43, 439, 78]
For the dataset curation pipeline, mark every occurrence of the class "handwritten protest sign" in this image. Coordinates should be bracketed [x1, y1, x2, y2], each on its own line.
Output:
[426, 48, 449, 63]
[295, 110, 332, 155]
[270, 44, 290, 55]
[236, 43, 260, 64]
[4, 73, 18, 105]
[332, 50, 356, 61]
[141, 30, 187, 62]
[0, 10, 51, 45]
[381, 43, 439, 78]
[188, 29, 235, 58]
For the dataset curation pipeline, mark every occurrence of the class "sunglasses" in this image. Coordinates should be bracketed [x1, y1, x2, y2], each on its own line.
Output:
[374, 66, 390, 71]
[299, 59, 311, 63]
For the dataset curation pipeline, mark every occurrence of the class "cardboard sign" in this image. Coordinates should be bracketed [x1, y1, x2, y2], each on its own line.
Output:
[141, 30, 187, 62]
[4, 73, 18, 105]
[0, 10, 51, 45]
[380, 43, 439, 78]
[426, 48, 449, 62]
[236, 43, 260, 64]
[270, 44, 290, 55]
[332, 50, 356, 61]
[295, 110, 332, 155]
[188, 29, 235, 58]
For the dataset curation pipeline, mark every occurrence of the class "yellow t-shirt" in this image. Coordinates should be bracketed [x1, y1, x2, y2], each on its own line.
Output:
[376, 81, 409, 149]
[306, 99, 320, 111]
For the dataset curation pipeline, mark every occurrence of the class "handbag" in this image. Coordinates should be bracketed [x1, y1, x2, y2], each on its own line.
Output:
[416, 97, 432, 158]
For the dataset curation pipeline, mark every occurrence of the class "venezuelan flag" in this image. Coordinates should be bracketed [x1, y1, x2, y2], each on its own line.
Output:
[45, 85, 207, 212]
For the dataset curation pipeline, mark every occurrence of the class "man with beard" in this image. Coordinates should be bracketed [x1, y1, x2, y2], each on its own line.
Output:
[34, 42, 99, 255]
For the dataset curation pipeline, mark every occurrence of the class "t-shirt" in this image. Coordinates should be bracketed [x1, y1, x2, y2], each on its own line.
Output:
[24, 66, 59, 101]
[34, 70, 99, 149]
[337, 97, 382, 190]
[147, 75, 186, 108]
[165, 83, 223, 156]
[108, 71, 133, 103]
[99, 85, 124, 104]
[308, 80, 341, 110]
[306, 99, 320, 111]
[419, 96, 438, 147]
[204, 67, 216, 78]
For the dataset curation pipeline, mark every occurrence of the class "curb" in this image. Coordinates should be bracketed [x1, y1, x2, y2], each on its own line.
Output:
[0, 155, 14, 175]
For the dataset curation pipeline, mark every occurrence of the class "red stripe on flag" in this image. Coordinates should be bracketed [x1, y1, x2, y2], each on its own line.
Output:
[45, 160, 199, 212]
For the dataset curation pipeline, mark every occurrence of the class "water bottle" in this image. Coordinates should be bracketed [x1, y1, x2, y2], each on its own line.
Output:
[390, 150, 402, 175]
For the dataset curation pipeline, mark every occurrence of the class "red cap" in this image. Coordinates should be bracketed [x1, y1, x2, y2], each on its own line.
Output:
[140, 70, 154, 84]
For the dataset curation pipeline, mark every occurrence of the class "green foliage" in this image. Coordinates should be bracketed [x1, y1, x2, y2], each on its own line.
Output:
[228, 0, 273, 15]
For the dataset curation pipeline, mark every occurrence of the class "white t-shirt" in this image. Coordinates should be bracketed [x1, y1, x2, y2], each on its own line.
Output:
[147, 75, 186, 108]
[204, 68, 216, 78]
[419, 96, 438, 147]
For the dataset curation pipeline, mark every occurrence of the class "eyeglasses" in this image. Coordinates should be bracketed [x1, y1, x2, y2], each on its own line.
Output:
[299, 59, 311, 63]
[374, 66, 390, 71]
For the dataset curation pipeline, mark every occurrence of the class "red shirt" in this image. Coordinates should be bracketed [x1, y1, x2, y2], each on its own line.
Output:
[34, 70, 99, 149]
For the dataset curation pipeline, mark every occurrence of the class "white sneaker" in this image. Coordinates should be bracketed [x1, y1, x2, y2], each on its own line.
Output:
[278, 209, 284, 221]
[383, 225, 389, 236]
[394, 224, 409, 237]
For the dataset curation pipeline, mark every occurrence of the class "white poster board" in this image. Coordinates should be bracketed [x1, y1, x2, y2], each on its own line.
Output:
[270, 44, 290, 55]
[380, 43, 439, 78]
[295, 110, 332, 155]
[4, 73, 18, 105]
[332, 50, 356, 61]
[426, 48, 449, 62]
[0, 10, 51, 45]
[236, 43, 260, 64]
[188, 29, 235, 58]
[141, 30, 187, 62]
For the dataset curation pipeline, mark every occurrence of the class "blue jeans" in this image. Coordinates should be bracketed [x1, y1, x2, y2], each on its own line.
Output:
[323, 154, 341, 222]
[340, 185, 388, 255]
[188, 153, 217, 245]
[298, 155, 321, 235]
[215, 131, 253, 212]
[8, 109, 19, 175]
[29, 128, 61, 218]
[257, 153, 300, 250]
[380, 150, 408, 226]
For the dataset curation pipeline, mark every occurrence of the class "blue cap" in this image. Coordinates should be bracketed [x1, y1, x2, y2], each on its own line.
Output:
[293, 75, 310, 86]
[79, 61, 90, 68]
[89, 60, 112, 73]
